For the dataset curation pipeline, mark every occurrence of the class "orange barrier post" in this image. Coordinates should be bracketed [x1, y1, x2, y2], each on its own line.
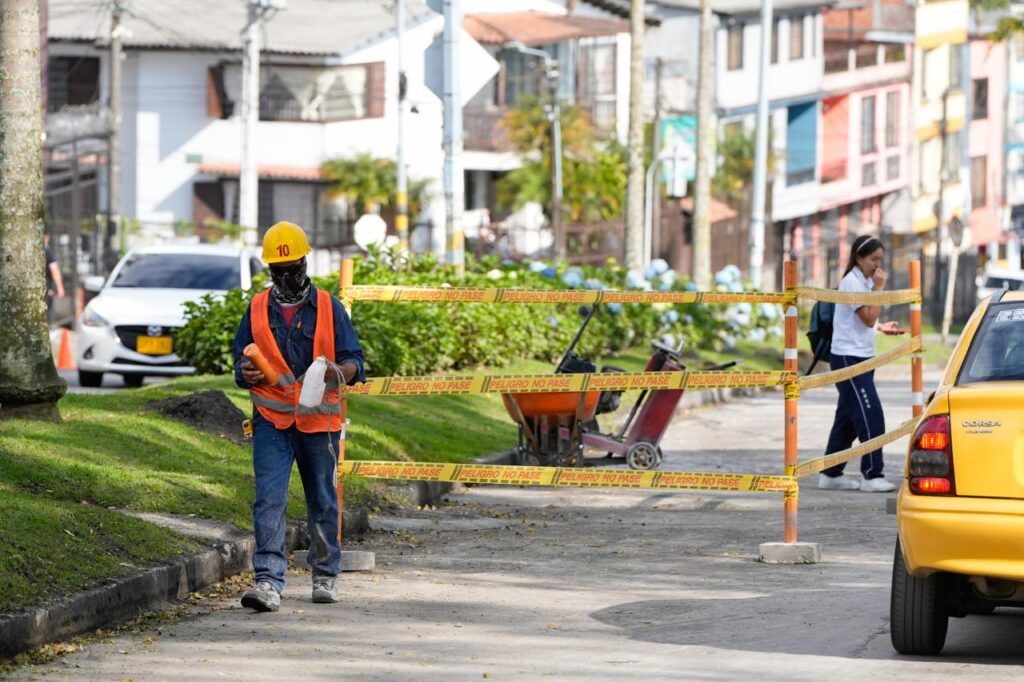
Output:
[909, 260, 924, 418]
[784, 261, 799, 543]
[336, 258, 355, 544]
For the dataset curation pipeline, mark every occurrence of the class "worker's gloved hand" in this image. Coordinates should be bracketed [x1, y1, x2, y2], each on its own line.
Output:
[240, 358, 265, 385]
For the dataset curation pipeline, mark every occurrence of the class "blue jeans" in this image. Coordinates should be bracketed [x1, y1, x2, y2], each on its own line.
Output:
[252, 413, 341, 592]
[822, 354, 886, 480]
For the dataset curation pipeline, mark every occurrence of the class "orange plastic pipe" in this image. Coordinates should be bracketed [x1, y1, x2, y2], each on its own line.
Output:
[910, 260, 924, 418]
[784, 261, 799, 544]
[243, 343, 279, 386]
[336, 258, 355, 544]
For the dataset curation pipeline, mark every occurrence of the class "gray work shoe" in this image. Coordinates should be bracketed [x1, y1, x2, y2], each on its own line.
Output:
[312, 577, 339, 604]
[241, 581, 281, 612]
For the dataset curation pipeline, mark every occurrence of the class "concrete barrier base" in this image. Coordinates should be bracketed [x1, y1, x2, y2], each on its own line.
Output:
[293, 549, 376, 572]
[758, 542, 822, 564]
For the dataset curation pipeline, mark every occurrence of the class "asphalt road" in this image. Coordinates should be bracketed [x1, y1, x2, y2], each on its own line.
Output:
[14, 366, 1024, 680]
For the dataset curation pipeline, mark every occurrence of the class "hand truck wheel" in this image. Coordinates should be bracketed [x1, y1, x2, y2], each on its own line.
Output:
[626, 441, 661, 470]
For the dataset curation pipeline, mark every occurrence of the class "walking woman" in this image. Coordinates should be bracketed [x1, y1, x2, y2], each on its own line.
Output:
[818, 235, 902, 492]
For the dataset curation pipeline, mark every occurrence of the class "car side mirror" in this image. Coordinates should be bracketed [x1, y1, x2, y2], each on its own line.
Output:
[84, 275, 105, 293]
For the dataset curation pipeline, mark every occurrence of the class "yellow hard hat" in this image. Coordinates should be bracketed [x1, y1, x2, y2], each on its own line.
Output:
[262, 221, 312, 264]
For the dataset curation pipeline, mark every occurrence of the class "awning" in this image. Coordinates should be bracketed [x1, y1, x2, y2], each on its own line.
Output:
[463, 12, 628, 47]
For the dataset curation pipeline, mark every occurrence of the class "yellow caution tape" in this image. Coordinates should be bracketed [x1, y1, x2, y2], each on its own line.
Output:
[793, 418, 918, 478]
[348, 370, 793, 396]
[342, 285, 789, 305]
[798, 337, 923, 390]
[797, 286, 920, 306]
[342, 460, 798, 493]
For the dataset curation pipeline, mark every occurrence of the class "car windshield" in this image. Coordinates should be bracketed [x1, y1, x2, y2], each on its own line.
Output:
[959, 304, 1024, 384]
[111, 253, 240, 290]
[983, 276, 1024, 291]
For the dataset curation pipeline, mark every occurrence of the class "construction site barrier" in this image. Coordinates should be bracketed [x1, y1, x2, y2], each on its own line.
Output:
[342, 284, 790, 305]
[336, 259, 925, 549]
[343, 461, 797, 494]
[350, 369, 792, 396]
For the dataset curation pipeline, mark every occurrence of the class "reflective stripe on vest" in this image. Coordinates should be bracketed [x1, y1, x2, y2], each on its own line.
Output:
[248, 288, 340, 432]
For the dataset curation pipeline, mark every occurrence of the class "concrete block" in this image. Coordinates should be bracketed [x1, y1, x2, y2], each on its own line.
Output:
[293, 549, 375, 572]
[758, 542, 822, 564]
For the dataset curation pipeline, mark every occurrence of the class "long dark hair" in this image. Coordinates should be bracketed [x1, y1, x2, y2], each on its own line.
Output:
[843, 235, 885, 278]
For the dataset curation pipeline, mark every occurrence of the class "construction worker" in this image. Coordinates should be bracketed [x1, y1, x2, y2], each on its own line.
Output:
[232, 221, 364, 613]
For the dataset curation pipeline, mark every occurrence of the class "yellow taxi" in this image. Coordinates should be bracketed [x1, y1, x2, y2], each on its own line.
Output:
[892, 290, 1024, 655]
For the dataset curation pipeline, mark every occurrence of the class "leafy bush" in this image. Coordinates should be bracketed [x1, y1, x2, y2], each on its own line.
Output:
[176, 250, 782, 377]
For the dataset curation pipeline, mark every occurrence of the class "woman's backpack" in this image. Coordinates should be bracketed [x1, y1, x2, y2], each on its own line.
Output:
[805, 301, 835, 375]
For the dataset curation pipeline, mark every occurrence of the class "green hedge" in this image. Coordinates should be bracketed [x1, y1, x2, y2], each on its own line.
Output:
[176, 251, 780, 377]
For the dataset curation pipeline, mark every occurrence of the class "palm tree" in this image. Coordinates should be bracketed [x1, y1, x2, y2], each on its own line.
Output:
[0, 0, 67, 419]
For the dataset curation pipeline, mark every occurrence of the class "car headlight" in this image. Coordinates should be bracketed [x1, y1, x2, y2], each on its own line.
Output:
[81, 307, 110, 328]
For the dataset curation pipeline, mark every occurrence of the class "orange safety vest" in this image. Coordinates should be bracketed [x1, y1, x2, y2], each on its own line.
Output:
[248, 288, 343, 433]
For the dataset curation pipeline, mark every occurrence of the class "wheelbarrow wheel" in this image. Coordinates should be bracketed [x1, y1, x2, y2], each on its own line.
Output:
[626, 442, 661, 470]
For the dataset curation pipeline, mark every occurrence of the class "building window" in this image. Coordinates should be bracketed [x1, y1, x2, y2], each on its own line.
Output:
[47, 57, 100, 112]
[887, 155, 900, 180]
[861, 96, 876, 154]
[728, 25, 744, 71]
[771, 19, 780, 64]
[885, 91, 899, 148]
[786, 101, 817, 186]
[971, 156, 987, 209]
[862, 161, 877, 187]
[943, 132, 961, 178]
[790, 16, 805, 61]
[211, 62, 385, 122]
[973, 78, 989, 119]
[949, 44, 963, 89]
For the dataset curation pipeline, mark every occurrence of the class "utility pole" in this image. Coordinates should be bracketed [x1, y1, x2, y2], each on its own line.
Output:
[548, 59, 564, 258]
[395, 0, 409, 256]
[107, 0, 123, 268]
[933, 88, 949, 328]
[652, 57, 663, 261]
[239, 1, 273, 245]
[748, 0, 773, 290]
[442, 0, 465, 275]
[624, 0, 645, 269]
[692, 0, 714, 289]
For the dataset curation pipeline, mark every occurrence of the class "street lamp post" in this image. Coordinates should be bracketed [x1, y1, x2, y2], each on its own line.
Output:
[505, 42, 563, 258]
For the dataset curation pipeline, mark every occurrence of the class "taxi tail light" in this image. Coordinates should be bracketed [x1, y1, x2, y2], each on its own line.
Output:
[908, 414, 956, 496]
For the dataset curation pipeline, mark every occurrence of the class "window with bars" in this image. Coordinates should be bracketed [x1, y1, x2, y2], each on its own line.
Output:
[790, 16, 805, 61]
[972, 156, 987, 210]
[728, 25, 744, 71]
[973, 78, 988, 119]
[885, 91, 899, 148]
[47, 57, 100, 112]
[861, 96, 876, 154]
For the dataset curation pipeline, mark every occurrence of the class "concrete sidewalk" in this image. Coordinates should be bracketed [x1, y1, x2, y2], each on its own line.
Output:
[12, 369, 1024, 680]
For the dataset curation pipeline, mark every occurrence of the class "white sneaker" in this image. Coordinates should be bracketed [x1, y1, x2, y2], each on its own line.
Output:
[818, 474, 861, 490]
[860, 477, 896, 493]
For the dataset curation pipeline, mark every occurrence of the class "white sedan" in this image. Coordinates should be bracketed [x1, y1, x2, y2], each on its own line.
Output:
[77, 244, 262, 388]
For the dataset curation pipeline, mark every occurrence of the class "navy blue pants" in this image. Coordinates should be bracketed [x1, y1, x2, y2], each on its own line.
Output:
[822, 354, 886, 480]
[252, 413, 341, 592]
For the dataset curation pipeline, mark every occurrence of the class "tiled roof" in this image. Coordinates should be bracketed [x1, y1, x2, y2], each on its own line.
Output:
[198, 162, 323, 182]
[464, 12, 628, 46]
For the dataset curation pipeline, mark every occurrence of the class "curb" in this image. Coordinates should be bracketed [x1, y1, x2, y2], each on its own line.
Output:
[0, 509, 368, 660]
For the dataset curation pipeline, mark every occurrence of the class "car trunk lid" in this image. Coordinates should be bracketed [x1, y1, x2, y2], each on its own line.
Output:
[949, 383, 1024, 499]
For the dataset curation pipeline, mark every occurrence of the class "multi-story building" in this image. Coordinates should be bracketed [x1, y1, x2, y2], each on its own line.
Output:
[966, 36, 1007, 266]
[46, 0, 633, 270]
[1005, 33, 1024, 267]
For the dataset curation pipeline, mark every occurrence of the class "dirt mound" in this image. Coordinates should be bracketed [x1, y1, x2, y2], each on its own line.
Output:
[148, 390, 249, 445]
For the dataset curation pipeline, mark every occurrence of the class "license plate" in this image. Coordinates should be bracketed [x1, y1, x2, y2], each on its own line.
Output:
[137, 336, 173, 355]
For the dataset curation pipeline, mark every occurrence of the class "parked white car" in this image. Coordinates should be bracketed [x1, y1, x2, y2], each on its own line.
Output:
[976, 268, 1024, 304]
[77, 245, 263, 388]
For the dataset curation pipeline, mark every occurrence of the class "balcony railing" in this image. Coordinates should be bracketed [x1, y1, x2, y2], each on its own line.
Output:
[823, 40, 906, 75]
[464, 109, 509, 152]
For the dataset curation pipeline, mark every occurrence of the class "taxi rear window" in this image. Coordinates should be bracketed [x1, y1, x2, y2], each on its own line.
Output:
[959, 304, 1024, 384]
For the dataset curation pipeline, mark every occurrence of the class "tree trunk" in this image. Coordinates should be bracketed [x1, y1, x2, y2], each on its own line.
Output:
[691, 0, 714, 289]
[624, 0, 645, 269]
[0, 0, 66, 419]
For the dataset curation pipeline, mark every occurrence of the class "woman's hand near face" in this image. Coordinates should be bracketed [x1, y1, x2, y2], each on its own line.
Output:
[872, 267, 888, 291]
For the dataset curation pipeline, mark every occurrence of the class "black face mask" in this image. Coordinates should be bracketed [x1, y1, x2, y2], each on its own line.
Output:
[270, 258, 310, 304]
